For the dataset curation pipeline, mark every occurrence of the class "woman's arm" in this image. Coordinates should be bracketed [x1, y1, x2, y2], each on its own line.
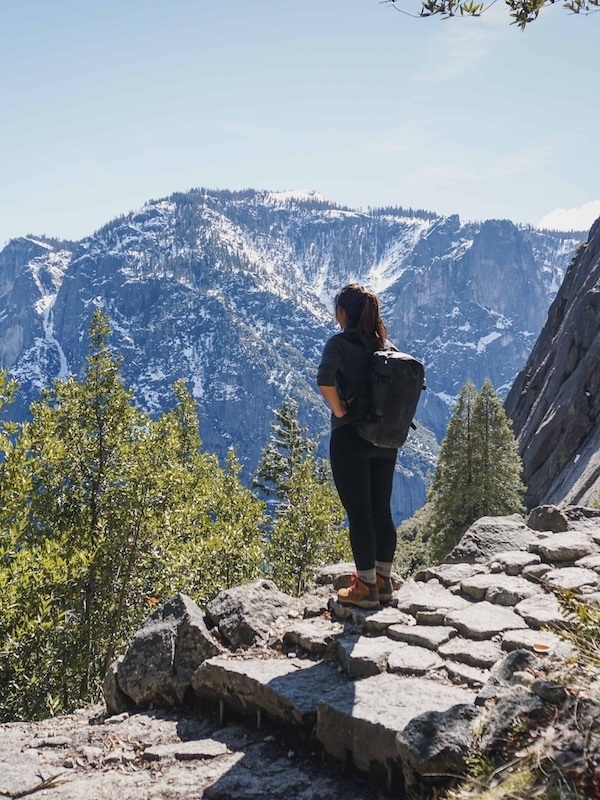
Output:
[318, 385, 348, 418]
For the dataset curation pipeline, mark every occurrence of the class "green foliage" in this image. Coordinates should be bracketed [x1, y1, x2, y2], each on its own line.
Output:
[395, 502, 435, 577]
[427, 379, 525, 562]
[0, 311, 265, 722]
[256, 399, 350, 595]
[386, 0, 599, 28]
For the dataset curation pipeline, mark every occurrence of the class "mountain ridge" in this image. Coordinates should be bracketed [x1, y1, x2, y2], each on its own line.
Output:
[0, 188, 585, 520]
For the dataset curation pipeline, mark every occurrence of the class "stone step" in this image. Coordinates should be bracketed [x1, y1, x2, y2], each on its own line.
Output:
[191, 656, 347, 728]
[316, 673, 476, 781]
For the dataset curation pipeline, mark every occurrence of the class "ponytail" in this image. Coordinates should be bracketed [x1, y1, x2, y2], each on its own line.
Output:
[335, 284, 387, 348]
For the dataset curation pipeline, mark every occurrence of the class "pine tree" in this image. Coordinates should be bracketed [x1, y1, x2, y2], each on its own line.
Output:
[256, 398, 350, 594]
[427, 379, 525, 562]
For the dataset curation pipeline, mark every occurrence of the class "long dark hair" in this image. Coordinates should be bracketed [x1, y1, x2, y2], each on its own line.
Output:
[335, 284, 387, 348]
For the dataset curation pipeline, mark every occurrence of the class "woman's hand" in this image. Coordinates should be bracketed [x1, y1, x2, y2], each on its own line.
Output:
[318, 386, 349, 419]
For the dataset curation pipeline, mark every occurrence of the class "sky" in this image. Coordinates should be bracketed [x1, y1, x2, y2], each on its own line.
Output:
[1, 0, 599, 247]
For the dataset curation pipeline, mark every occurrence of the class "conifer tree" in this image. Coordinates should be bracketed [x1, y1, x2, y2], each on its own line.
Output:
[255, 398, 350, 594]
[427, 379, 525, 562]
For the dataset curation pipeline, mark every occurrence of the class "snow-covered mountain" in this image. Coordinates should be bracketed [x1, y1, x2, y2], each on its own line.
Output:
[0, 189, 584, 520]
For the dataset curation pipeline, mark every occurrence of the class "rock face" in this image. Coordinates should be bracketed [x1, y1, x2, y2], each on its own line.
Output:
[0, 194, 582, 521]
[505, 217, 600, 507]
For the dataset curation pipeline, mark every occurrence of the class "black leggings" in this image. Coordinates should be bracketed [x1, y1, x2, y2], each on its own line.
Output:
[329, 424, 397, 572]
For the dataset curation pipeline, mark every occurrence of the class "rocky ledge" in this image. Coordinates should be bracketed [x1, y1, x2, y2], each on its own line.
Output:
[1, 505, 598, 799]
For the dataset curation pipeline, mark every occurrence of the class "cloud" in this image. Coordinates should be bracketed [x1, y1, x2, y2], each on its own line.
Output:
[538, 200, 600, 232]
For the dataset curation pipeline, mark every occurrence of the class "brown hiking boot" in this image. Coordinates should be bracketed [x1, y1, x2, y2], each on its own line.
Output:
[337, 573, 379, 609]
[376, 574, 394, 604]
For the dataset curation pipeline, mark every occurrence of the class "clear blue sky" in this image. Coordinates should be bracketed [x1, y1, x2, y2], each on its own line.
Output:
[1, 0, 598, 247]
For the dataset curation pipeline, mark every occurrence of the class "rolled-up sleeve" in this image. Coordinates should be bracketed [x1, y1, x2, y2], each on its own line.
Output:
[317, 336, 344, 386]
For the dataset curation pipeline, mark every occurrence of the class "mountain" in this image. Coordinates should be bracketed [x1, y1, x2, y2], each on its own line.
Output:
[0, 189, 584, 520]
[505, 217, 600, 507]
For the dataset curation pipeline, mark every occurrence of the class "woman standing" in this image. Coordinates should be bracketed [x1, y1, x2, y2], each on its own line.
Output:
[317, 284, 397, 609]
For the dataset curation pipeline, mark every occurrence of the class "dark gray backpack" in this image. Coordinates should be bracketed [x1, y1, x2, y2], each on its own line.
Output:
[353, 345, 425, 449]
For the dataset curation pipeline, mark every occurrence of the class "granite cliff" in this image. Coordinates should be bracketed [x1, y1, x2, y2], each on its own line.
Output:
[506, 217, 600, 508]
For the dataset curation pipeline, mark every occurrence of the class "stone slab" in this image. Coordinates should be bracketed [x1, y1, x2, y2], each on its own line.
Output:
[314, 563, 356, 588]
[362, 607, 414, 634]
[335, 635, 407, 679]
[574, 555, 600, 573]
[316, 673, 476, 775]
[283, 618, 344, 656]
[460, 574, 541, 605]
[437, 637, 503, 669]
[387, 624, 457, 650]
[387, 645, 444, 675]
[514, 594, 567, 629]
[501, 629, 575, 658]
[329, 598, 389, 627]
[143, 740, 230, 761]
[530, 532, 597, 563]
[444, 601, 528, 640]
[443, 661, 489, 688]
[414, 564, 488, 587]
[392, 580, 471, 616]
[522, 564, 552, 582]
[191, 656, 346, 727]
[488, 551, 542, 576]
[542, 567, 599, 592]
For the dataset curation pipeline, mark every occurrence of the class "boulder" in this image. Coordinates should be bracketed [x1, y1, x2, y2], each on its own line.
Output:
[478, 649, 540, 702]
[479, 686, 544, 751]
[102, 657, 135, 716]
[445, 516, 537, 564]
[205, 580, 296, 648]
[396, 704, 480, 797]
[114, 594, 222, 709]
[526, 505, 569, 533]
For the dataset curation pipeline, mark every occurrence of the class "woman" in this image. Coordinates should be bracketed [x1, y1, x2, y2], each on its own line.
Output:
[317, 283, 397, 609]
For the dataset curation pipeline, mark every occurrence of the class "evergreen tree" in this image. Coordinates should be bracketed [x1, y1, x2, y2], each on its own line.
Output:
[255, 398, 350, 594]
[427, 379, 525, 562]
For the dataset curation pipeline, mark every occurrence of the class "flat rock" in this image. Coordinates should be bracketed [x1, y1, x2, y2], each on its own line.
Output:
[387, 645, 444, 675]
[362, 606, 414, 634]
[303, 598, 329, 618]
[526, 505, 569, 533]
[444, 601, 528, 640]
[522, 563, 552, 581]
[192, 656, 346, 727]
[574, 554, 600, 573]
[283, 618, 344, 656]
[143, 740, 230, 761]
[415, 610, 447, 625]
[501, 628, 575, 658]
[335, 635, 407, 679]
[530, 531, 597, 563]
[316, 673, 476, 775]
[460, 574, 541, 605]
[443, 661, 489, 688]
[392, 580, 471, 616]
[314, 562, 356, 588]
[414, 564, 487, 587]
[329, 598, 389, 627]
[446, 515, 537, 564]
[542, 567, 599, 592]
[514, 594, 567, 628]
[387, 624, 457, 650]
[438, 637, 503, 669]
[488, 551, 542, 576]
[205, 580, 296, 648]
